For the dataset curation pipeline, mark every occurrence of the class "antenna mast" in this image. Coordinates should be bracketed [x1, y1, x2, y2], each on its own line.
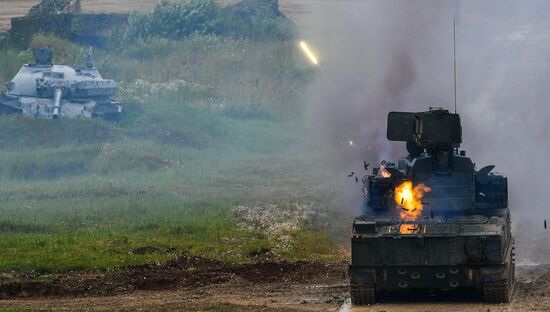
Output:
[453, 18, 457, 113]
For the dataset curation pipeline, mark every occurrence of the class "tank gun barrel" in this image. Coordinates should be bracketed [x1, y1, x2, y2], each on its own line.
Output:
[0, 47, 122, 120]
[52, 88, 63, 119]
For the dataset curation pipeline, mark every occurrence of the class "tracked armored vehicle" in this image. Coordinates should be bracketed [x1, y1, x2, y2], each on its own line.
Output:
[0, 47, 121, 120]
[350, 109, 513, 304]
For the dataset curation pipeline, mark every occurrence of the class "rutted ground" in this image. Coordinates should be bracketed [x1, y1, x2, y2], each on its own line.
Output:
[0, 254, 349, 311]
[0, 263, 549, 311]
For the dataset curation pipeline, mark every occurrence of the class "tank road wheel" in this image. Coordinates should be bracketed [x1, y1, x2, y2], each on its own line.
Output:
[483, 280, 512, 303]
[350, 283, 376, 305]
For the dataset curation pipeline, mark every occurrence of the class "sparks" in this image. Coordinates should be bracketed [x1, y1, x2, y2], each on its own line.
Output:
[300, 41, 319, 65]
[379, 165, 392, 178]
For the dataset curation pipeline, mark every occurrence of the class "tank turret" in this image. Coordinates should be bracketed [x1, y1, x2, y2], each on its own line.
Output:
[350, 109, 514, 305]
[0, 47, 121, 120]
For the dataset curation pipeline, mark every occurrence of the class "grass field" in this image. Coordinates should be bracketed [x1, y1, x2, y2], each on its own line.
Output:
[0, 28, 350, 273]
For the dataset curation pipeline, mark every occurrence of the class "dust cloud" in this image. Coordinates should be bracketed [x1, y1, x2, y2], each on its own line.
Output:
[300, 0, 550, 264]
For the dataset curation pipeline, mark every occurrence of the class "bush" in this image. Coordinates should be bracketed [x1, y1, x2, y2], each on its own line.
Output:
[217, 0, 294, 40]
[29, 33, 82, 62]
[122, 0, 293, 42]
[125, 0, 219, 41]
[28, 0, 71, 17]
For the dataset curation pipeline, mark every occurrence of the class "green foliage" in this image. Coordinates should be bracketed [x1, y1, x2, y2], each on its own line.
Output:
[0, 116, 116, 149]
[217, 0, 294, 40]
[122, 0, 293, 42]
[29, 33, 82, 61]
[0, 198, 244, 272]
[1, 145, 100, 180]
[116, 37, 178, 60]
[125, 0, 219, 41]
[281, 230, 340, 262]
[109, 35, 310, 118]
[27, 0, 71, 17]
[0, 49, 32, 88]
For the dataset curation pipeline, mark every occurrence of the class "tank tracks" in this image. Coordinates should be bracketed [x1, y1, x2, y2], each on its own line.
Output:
[350, 283, 375, 305]
[351, 266, 514, 305]
[483, 280, 512, 303]
[483, 246, 515, 303]
[350, 246, 515, 305]
[351, 281, 513, 305]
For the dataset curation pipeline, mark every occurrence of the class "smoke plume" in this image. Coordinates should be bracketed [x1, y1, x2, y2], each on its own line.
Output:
[301, 0, 550, 264]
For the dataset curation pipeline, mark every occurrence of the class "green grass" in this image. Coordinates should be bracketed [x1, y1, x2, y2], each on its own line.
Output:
[0, 201, 233, 271]
[0, 32, 346, 273]
[0, 131, 345, 272]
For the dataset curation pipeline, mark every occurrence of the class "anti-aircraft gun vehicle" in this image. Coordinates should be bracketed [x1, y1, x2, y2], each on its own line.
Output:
[0, 47, 121, 119]
[350, 109, 513, 304]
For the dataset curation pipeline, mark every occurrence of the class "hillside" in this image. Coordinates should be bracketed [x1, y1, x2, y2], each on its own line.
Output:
[0, 11, 345, 271]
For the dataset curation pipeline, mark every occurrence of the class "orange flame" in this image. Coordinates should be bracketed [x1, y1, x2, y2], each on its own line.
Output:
[399, 224, 420, 235]
[380, 165, 392, 178]
[394, 181, 431, 219]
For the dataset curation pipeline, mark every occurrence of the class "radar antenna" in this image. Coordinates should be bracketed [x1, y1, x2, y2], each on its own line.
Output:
[453, 18, 457, 114]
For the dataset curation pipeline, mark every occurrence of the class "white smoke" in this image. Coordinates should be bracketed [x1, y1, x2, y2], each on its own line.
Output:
[300, 0, 550, 263]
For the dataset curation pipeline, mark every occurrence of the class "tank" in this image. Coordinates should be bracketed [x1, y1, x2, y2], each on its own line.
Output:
[349, 108, 514, 304]
[0, 47, 122, 120]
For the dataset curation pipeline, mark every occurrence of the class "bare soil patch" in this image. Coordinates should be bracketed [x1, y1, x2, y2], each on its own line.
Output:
[0, 256, 550, 311]
[0, 253, 346, 299]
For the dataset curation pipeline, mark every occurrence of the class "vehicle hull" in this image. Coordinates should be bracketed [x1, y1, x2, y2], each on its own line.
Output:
[0, 95, 121, 119]
[349, 217, 514, 304]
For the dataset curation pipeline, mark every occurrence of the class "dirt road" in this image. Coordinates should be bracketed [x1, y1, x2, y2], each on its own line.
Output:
[0, 255, 548, 311]
[0, 268, 547, 311]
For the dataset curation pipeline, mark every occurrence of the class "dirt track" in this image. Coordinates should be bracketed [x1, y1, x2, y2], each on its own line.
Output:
[0, 254, 349, 311]
[0, 255, 549, 311]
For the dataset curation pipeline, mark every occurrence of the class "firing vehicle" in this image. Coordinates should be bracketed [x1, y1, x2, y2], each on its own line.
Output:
[0, 47, 121, 119]
[350, 109, 513, 304]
